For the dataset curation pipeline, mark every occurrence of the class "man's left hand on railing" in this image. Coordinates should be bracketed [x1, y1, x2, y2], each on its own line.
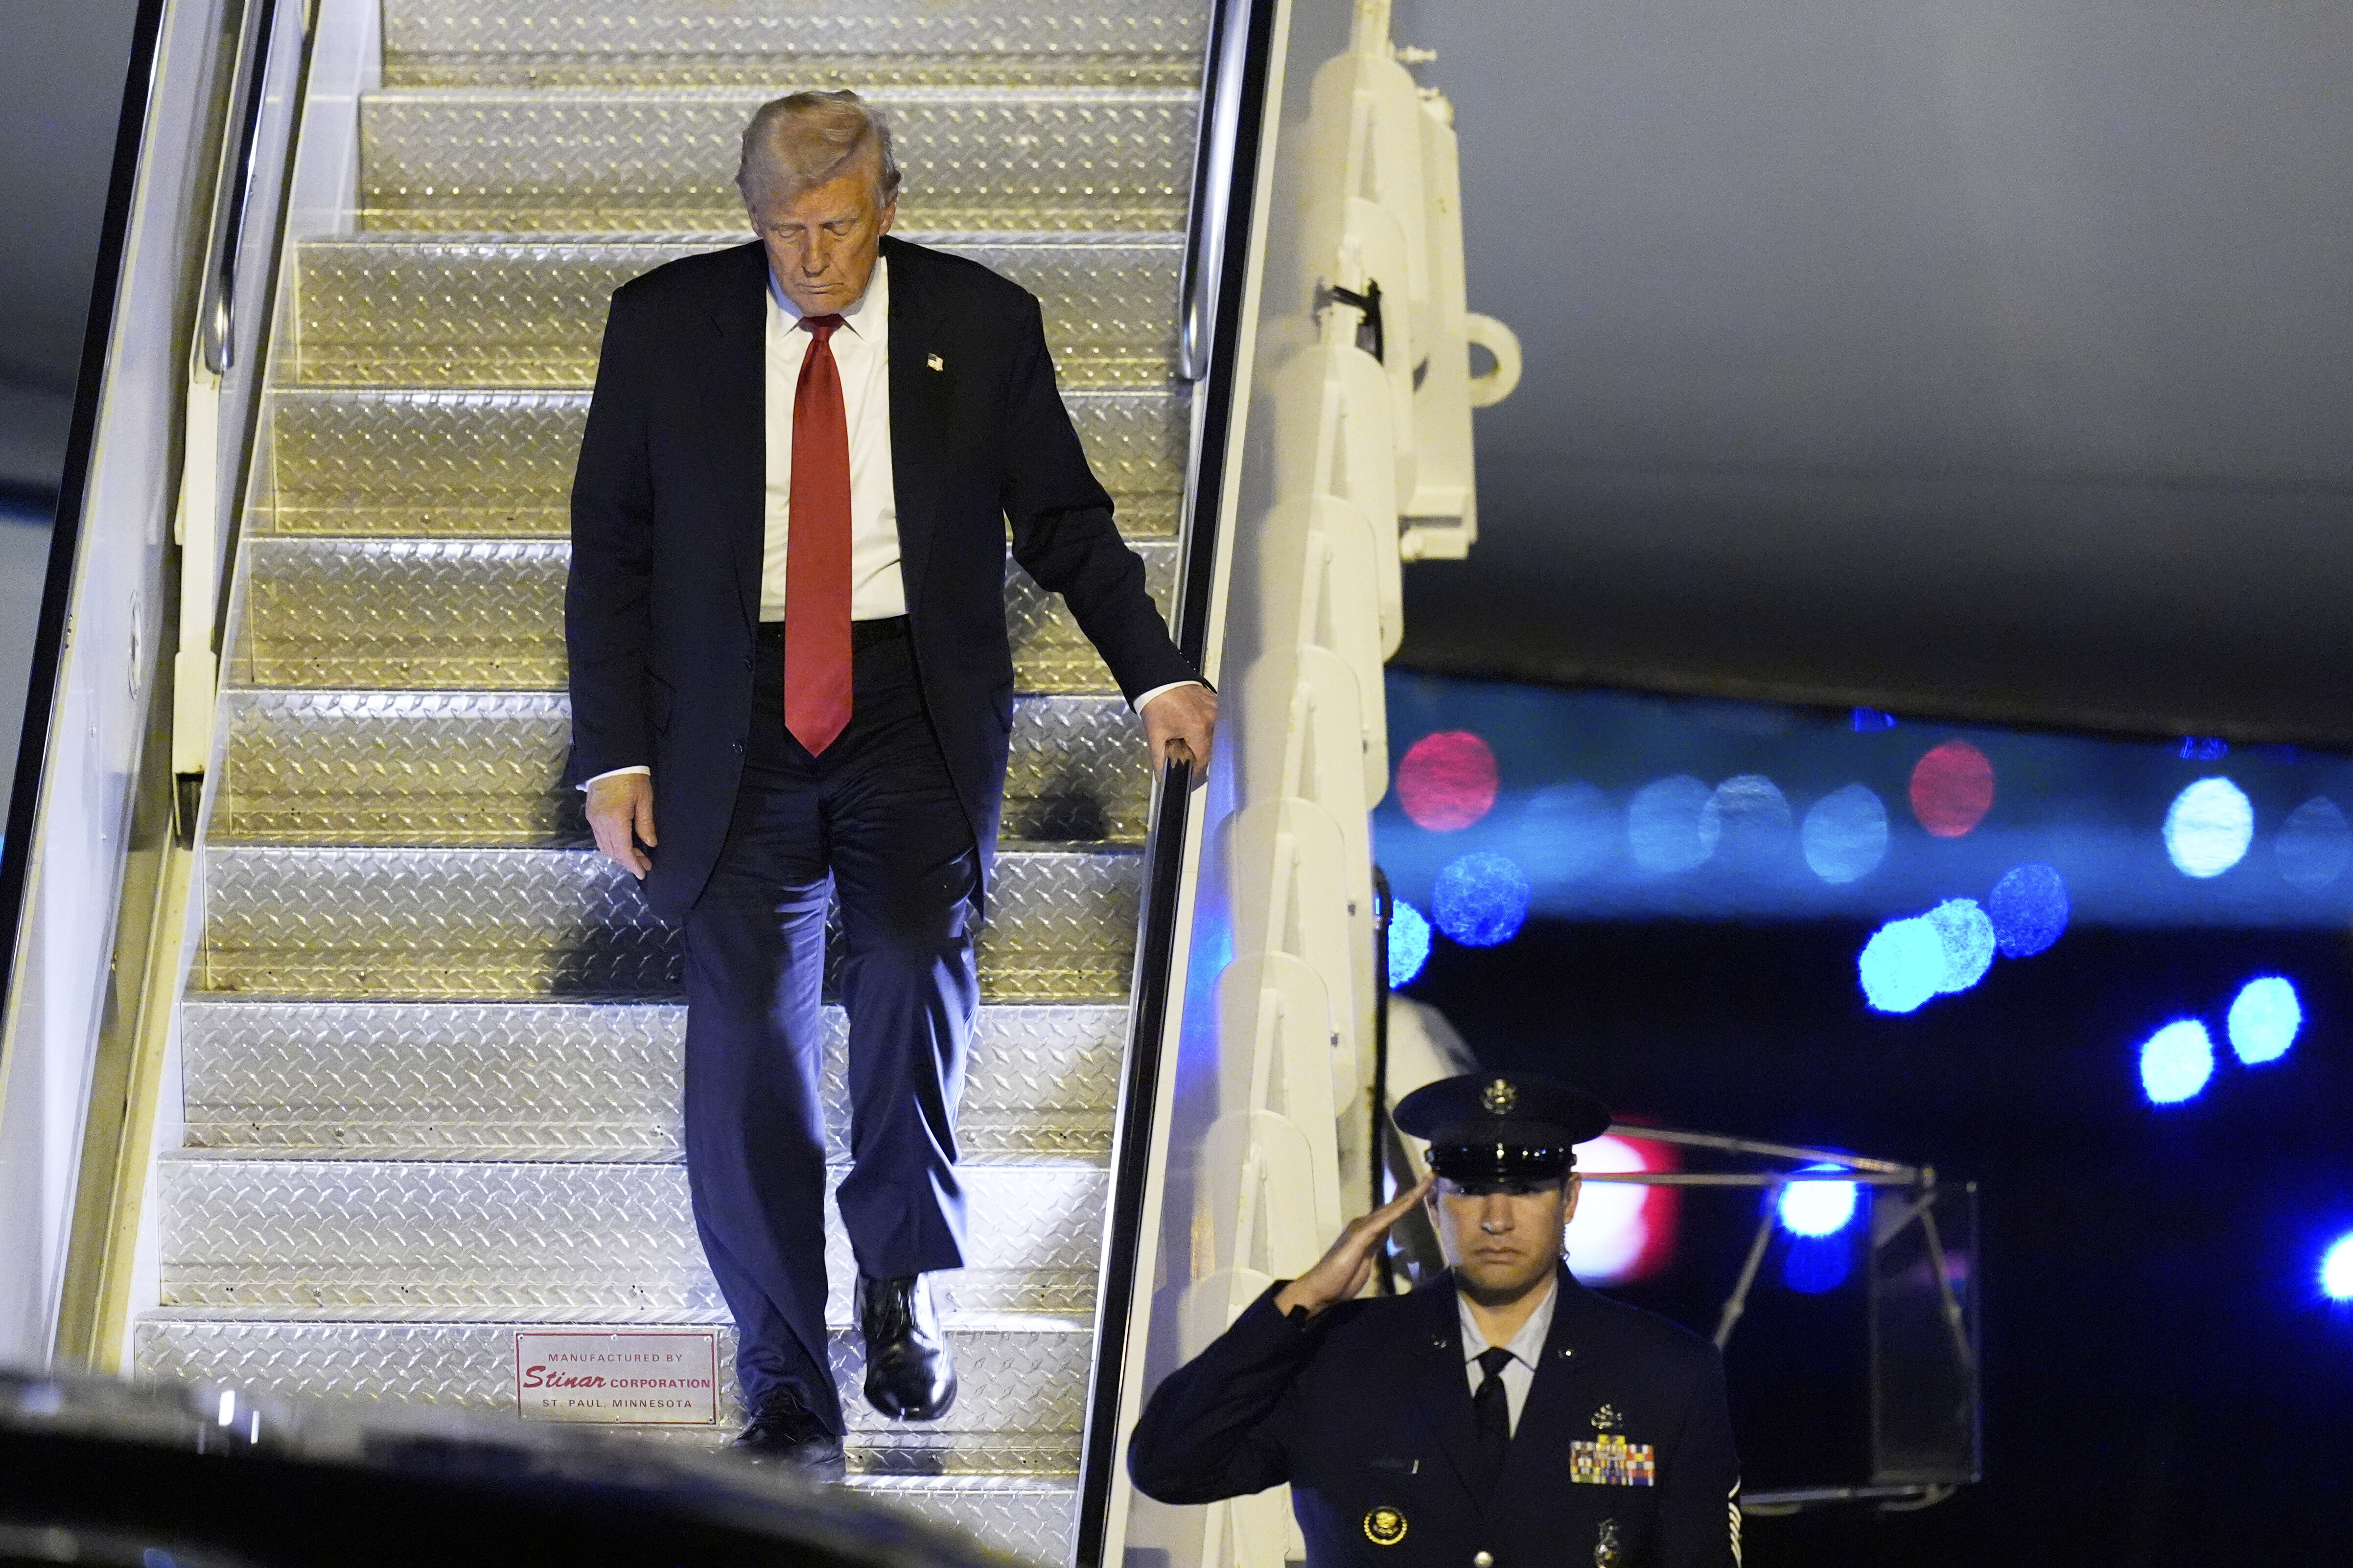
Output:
[1142, 683, 1218, 784]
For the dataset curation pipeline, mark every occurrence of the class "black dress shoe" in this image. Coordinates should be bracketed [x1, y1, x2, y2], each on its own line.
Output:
[858, 1273, 957, 1421]
[731, 1391, 846, 1481]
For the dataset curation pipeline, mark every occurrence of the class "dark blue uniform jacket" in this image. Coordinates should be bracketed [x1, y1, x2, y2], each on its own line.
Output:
[1129, 1266, 1742, 1567]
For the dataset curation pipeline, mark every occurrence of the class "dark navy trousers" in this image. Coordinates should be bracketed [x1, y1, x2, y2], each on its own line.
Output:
[681, 620, 980, 1434]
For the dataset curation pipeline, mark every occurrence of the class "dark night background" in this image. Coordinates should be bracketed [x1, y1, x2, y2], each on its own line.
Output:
[4, 0, 2350, 1560]
[1380, 671, 2353, 1562]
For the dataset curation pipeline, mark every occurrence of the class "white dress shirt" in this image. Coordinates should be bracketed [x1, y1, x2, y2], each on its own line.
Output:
[762, 254, 905, 622]
[1459, 1273, 1559, 1436]
[582, 256, 1196, 790]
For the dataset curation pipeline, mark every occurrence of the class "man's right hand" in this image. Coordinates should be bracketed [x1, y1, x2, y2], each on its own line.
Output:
[1272, 1173, 1436, 1320]
[586, 772, 658, 879]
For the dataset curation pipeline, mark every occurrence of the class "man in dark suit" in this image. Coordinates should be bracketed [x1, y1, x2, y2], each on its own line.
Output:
[1128, 1074, 1742, 1567]
[566, 91, 1214, 1476]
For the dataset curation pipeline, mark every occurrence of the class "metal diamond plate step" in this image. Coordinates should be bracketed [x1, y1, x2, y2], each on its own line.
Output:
[210, 691, 1150, 849]
[226, 537, 1175, 696]
[254, 387, 1183, 540]
[179, 999, 1125, 1160]
[156, 1155, 1105, 1317]
[852, 1478, 1075, 1566]
[193, 847, 1141, 1001]
[362, 88, 1196, 235]
[284, 237, 1181, 389]
[132, 1316, 1089, 1469]
[383, 0, 1210, 90]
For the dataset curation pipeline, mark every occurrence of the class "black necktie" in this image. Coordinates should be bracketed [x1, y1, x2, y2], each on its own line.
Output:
[1472, 1346, 1515, 1484]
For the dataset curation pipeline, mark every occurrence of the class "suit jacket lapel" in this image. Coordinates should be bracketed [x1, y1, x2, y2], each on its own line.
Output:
[1401, 1274, 1490, 1507]
[700, 242, 769, 631]
[883, 236, 944, 617]
[1494, 1264, 1599, 1501]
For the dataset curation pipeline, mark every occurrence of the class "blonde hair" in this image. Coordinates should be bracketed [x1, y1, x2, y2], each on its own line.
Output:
[735, 90, 902, 207]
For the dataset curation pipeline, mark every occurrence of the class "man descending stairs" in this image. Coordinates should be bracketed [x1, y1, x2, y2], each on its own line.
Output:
[136, 1, 1214, 1558]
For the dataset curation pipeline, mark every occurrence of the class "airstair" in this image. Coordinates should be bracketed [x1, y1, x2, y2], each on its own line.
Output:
[129, 0, 1215, 1556]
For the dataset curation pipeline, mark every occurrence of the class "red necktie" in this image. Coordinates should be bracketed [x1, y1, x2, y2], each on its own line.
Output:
[786, 314, 853, 755]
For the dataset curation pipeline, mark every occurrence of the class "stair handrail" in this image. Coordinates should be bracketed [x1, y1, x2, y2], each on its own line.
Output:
[1177, 0, 1256, 385]
[1074, 738, 1194, 1566]
[196, 0, 283, 378]
[171, 0, 312, 835]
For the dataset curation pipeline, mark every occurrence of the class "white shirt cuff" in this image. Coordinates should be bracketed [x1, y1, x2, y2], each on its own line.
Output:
[580, 764, 651, 793]
[1134, 680, 1205, 715]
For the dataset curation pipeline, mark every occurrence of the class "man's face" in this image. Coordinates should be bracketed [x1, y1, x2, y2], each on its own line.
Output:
[746, 158, 897, 317]
[1428, 1174, 1578, 1300]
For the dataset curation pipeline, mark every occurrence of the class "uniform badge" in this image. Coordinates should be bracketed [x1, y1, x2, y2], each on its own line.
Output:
[926, 353, 945, 371]
[1361, 1506, 1408, 1546]
[1593, 1518, 1623, 1567]
[1482, 1077, 1518, 1115]
[1590, 1403, 1622, 1432]
[1570, 1434, 1657, 1487]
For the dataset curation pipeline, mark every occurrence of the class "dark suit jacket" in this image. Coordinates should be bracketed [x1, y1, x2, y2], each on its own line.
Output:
[1128, 1267, 1742, 1568]
[565, 235, 1196, 919]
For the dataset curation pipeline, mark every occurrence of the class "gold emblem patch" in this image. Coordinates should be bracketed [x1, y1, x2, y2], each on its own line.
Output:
[1482, 1078, 1518, 1115]
[1362, 1506, 1409, 1546]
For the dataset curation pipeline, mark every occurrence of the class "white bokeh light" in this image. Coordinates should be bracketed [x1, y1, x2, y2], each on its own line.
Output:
[2323, 1234, 2353, 1302]
[2164, 778, 2254, 879]
[1777, 1164, 1860, 1237]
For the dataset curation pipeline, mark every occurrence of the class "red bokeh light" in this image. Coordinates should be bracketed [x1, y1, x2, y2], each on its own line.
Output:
[1563, 1132, 1680, 1286]
[1396, 730, 1499, 831]
[1910, 741, 1996, 838]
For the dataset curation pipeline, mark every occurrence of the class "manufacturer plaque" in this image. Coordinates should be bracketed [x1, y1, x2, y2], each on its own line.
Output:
[514, 1330, 719, 1425]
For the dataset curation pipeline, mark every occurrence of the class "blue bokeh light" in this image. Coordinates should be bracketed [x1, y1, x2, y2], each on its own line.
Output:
[1858, 917, 1944, 1014]
[1430, 853, 1531, 947]
[1387, 899, 1432, 987]
[1518, 781, 1615, 885]
[1782, 1234, 1853, 1294]
[1778, 1164, 1860, 1237]
[1701, 775, 1794, 870]
[1987, 863, 2070, 957]
[1851, 708, 1897, 732]
[2226, 976, 2301, 1065]
[1926, 898, 1997, 994]
[2164, 777, 2254, 878]
[2323, 1234, 2353, 1302]
[1627, 775, 1718, 875]
[2178, 737, 2229, 761]
[2276, 796, 2352, 891]
[1801, 784, 1889, 884]
[2140, 1019, 2216, 1105]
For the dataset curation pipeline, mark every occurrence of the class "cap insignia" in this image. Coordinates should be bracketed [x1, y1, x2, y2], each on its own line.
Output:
[1482, 1077, 1518, 1115]
[1362, 1506, 1409, 1546]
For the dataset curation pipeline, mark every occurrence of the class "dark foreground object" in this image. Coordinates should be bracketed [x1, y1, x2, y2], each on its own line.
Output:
[0, 1368, 1000, 1568]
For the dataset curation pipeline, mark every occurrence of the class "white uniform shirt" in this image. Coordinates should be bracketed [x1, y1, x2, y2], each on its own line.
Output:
[1458, 1273, 1559, 1437]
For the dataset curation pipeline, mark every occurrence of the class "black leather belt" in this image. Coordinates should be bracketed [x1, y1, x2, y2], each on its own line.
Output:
[755, 616, 909, 649]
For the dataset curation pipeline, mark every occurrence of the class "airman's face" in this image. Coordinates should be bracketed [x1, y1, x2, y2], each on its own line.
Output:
[1428, 1175, 1578, 1300]
[745, 158, 897, 317]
